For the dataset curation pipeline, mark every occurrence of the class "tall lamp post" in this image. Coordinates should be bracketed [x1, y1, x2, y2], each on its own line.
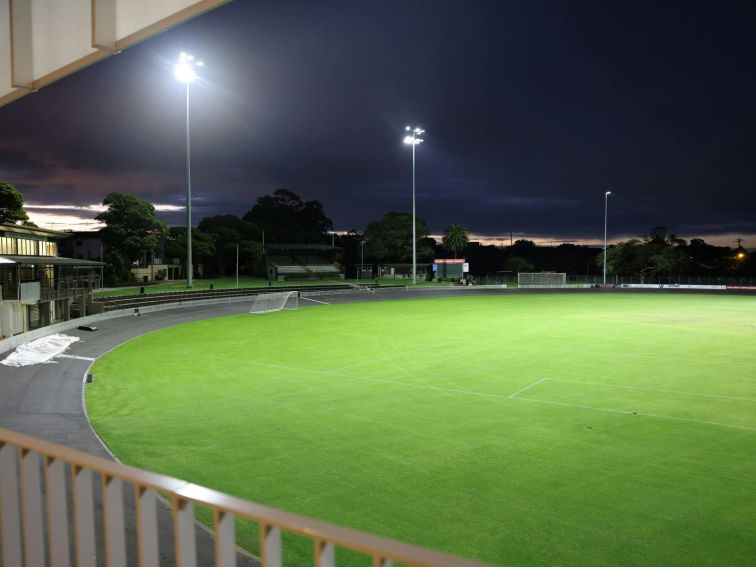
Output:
[175, 52, 203, 288]
[403, 126, 424, 284]
[603, 190, 612, 285]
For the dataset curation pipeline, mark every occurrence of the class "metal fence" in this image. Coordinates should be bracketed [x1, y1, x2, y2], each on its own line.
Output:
[565, 275, 756, 286]
[0, 428, 492, 567]
[0, 294, 256, 355]
[468, 274, 756, 287]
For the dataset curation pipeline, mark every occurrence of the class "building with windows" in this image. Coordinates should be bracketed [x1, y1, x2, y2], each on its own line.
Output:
[57, 229, 104, 262]
[0, 224, 103, 337]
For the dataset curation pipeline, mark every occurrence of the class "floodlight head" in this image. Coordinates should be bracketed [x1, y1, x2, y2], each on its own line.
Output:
[606, 191, 612, 196]
[175, 62, 197, 83]
[175, 52, 201, 83]
[403, 126, 425, 145]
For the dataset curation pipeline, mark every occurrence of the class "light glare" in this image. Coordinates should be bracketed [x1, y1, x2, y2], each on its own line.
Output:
[175, 52, 203, 83]
[175, 62, 197, 83]
[403, 125, 425, 144]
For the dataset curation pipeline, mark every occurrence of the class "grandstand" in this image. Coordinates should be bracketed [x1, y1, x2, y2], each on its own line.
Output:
[265, 244, 343, 281]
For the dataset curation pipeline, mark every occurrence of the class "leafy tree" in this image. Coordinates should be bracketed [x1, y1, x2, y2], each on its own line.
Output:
[687, 238, 731, 273]
[364, 212, 434, 263]
[598, 229, 694, 280]
[333, 229, 365, 277]
[163, 227, 216, 274]
[237, 240, 266, 276]
[0, 181, 30, 224]
[509, 239, 537, 261]
[95, 193, 167, 283]
[197, 215, 262, 275]
[198, 215, 259, 242]
[599, 238, 655, 278]
[502, 256, 535, 273]
[442, 223, 469, 258]
[243, 188, 332, 243]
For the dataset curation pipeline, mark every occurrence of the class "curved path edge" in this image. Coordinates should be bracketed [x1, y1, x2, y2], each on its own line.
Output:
[0, 287, 505, 565]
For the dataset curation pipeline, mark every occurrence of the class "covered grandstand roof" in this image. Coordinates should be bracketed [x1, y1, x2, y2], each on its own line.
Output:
[0, 255, 103, 266]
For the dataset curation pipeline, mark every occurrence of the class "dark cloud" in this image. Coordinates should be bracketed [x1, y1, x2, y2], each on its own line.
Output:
[1, 0, 756, 241]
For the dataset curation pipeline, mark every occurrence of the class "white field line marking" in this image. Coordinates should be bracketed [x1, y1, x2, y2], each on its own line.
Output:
[56, 354, 96, 361]
[330, 340, 458, 373]
[208, 355, 516, 400]
[551, 378, 756, 403]
[207, 357, 756, 434]
[513, 396, 756, 433]
[508, 377, 550, 399]
[300, 297, 330, 305]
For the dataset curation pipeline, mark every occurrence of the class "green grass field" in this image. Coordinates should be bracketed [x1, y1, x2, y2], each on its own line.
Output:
[86, 293, 756, 566]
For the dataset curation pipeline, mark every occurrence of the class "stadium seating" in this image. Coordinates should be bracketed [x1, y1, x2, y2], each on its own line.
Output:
[266, 250, 343, 280]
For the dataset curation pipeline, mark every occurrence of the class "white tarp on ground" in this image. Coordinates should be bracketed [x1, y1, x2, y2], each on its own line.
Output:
[1, 333, 80, 367]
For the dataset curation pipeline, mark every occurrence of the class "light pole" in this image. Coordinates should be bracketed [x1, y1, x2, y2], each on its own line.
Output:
[603, 190, 611, 285]
[403, 126, 424, 284]
[360, 238, 365, 280]
[175, 52, 203, 288]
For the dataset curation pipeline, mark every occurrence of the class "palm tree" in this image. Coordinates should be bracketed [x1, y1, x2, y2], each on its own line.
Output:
[442, 223, 469, 258]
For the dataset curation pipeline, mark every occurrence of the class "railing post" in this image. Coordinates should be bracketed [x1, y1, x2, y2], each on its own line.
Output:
[102, 474, 127, 566]
[136, 486, 160, 567]
[214, 509, 236, 567]
[73, 466, 96, 567]
[0, 442, 23, 567]
[315, 540, 335, 567]
[260, 524, 282, 567]
[45, 456, 71, 567]
[20, 448, 46, 566]
[173, 497, 197, 567]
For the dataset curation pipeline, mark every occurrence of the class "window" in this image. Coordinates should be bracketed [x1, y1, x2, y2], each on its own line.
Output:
[0, 237, 16, 254]
[17, 239, 38, 256]
[40, 242, 57, 256]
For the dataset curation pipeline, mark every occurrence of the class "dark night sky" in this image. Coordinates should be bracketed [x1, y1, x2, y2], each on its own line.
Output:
[2, 0, 756, 245]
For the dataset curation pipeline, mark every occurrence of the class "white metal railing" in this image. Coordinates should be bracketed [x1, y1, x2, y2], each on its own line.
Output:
[0, 428, 494, 567]
[0, 294, 256, 355]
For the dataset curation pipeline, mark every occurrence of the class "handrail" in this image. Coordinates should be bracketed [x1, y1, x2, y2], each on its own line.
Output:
[0, 428, 495, 567]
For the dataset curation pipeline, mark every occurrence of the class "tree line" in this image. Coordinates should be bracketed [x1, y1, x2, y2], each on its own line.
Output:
[599, 227, 752, 279]
[0, 180, 752, 282]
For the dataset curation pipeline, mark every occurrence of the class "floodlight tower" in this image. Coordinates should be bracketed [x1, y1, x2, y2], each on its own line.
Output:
[603, 190, 612, 285]
[175, 52, 204, 288]
[403, 126, 425, 284]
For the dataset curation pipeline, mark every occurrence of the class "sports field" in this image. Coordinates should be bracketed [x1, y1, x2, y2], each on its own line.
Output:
[86, 293, 756, 566]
